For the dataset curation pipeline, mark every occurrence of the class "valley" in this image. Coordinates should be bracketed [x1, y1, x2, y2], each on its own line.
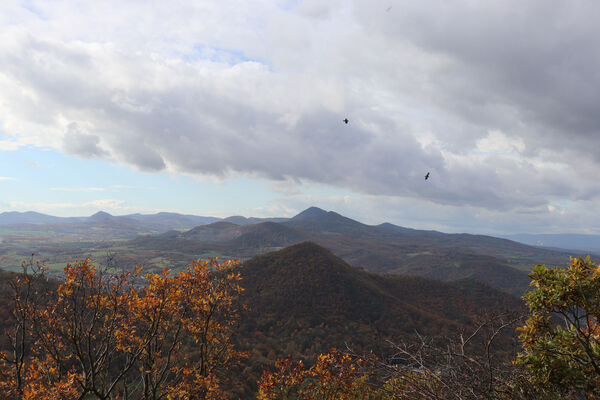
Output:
[0, 207, 585, 296]
[0, 207, 584, 296]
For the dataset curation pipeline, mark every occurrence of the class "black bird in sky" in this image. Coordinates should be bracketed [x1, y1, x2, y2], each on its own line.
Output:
[425, 172, 430, 180]
[343, 118, 349, 124]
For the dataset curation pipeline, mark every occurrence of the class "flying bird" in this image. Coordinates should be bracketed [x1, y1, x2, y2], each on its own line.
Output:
[425, 172, 430, 180]
[386, 6, 392, 12]
[343, 118, 349, 124]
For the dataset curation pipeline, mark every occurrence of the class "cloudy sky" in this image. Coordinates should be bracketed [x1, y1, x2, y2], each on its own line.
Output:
[0, 0, 599, 234]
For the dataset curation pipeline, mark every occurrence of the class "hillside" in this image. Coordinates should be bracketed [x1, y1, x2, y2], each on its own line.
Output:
[238, 242, 522, 341]
[233, 242, 523, 395]
[0, 243, 524, 398]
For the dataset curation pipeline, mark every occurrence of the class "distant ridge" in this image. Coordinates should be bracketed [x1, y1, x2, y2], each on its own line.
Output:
[147, 221, 309, 250]
[231, 222, 309, 248]
[285, 210, 372, 236]
[180, 221, 242, 242]
[1, 206, 585, 295]
[290, 206, 328, 220]
[0, 211, 219, 231]
[89, 211, 113, 221]
[222, 216, 289, 225]
[0, 211, 78, 225]
[503, 233, 600, 255]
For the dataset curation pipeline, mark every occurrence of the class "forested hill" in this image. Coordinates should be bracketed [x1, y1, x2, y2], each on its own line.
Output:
[233, 242, 523, 395]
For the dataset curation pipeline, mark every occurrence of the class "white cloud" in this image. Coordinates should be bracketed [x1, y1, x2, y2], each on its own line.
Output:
[49, 185, 142, 192]
[0, 177, 17, 181]
[0, 0, 598, 223]
[50, 187, 107, 192]
[0, 140, 22, 151]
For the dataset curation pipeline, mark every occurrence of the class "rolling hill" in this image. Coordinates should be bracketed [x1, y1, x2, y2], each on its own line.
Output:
[233, 242, 523, 395]
[128, 207, 576, 295]
[1, 207, 581, 296]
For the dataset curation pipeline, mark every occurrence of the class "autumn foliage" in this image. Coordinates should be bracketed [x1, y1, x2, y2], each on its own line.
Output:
[517, 256, 600, 396]
[3, 248, 600, 399]
[257, 348, 380, 400]
[0, 257, 243, 400]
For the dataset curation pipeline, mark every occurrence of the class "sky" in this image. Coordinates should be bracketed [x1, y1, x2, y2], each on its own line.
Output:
[0, 0, 599, 234]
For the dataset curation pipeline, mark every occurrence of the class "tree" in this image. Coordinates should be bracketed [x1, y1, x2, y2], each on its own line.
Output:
[257, 348, 382, 400]
[517, 256, 600, 397]
[0, 256, 49, 399]
[374, 313, 553, 400]
[258, 313, 556, 400]
[0, 256, 244, 400]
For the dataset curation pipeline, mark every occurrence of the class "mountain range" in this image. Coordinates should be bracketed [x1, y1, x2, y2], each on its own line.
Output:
[0, 210, 218, 233]
[1, 207, 596, 296]
[125, 207, 589, 295]
[2, 207, 597, 254]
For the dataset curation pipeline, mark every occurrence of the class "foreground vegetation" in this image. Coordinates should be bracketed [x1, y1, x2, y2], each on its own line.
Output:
[257, 256, 600, 399]
[0, 254, 598, 399]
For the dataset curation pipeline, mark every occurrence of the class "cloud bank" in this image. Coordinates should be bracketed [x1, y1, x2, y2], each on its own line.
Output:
[0, 0, 599, 229]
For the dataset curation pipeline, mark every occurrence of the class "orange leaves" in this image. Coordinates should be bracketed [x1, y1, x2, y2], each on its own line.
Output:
[257, 349, 378, 400]
[1, 256, 243, 400]
[257, 358, 306, 400]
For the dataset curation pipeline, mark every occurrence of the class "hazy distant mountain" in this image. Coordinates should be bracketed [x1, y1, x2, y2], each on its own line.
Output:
[125, 212, 220, 231]
[289, 206, 328, 220]
[0, 210, 221, 238]
[222, 215, 289, 225]
[0, 210, 290, 234]
[229, 222, 309, 248]
[180, 221, 243, 242]
[502, 233, 600, 255]
[148, 221, 309, 250]
[284, 209, 373, 236]
[89, 211, 114, 221]
[0, 211, 82, 225]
